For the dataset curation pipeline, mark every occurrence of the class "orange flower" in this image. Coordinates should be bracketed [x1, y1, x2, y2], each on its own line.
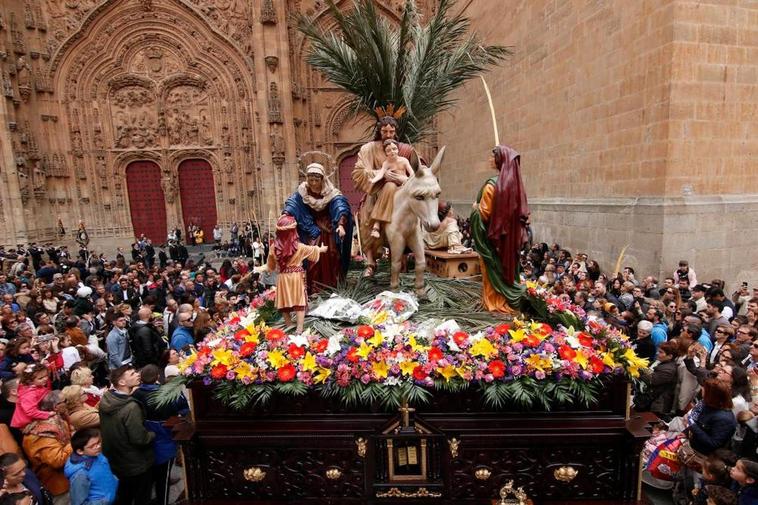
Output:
[312, 339, 328, 354]
[266, 328, 286, 342]
[535, 323, 553, 335]
[488, 360, 506, 378]
[578, 332, 594, 347]
[277, 364, 296, 382]
[357, 325, 375, 338]
[210, 364, 228, 380]
[523, 334, 541, 348]
[495, 324, 510, 336]
[239, 342, 257, 358]
[428, 347, 444, 362]
[234, 328, 250, 341]
[452, 331, 469, 346]
[558, 345, 576, 361]
[288, 344, 305, 360]
[589, 356, 605, 374]
[346, 347, 360, 363]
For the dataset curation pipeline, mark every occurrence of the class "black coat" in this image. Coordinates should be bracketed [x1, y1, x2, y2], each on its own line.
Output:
[643, 359, 677, 416]
[128, 321, 167, 368]
[688, 405, 737, 455]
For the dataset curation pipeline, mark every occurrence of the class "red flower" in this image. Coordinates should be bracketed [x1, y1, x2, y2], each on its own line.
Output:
[239, 341, 257, 358]
[346, 347, 360, 363]
[428, 347, 444, 362]
[357, 325, 375, 338]
[495, 324, 511, 336]
[393, 301, 407, 313]
[288, 344, 305, 360]
[536, 323, 553, 335]
[452, 331, 469, 346]
[229, 317, 241, 326]
[198, 347, 212, 357]
[488, 360, 506, 378]
[234, 328, 250, 341]
[266, 328, 286, 342]
[523, 334, 541, 348]
[558, 345, 577, 361]
[210, 364, 228, 380]
[589, 356, 605, 374]
[578, 332, 594, 347]
[313, 339, 328, 354]
[277, 364, 296, 382]
[412, 365, 428, 381]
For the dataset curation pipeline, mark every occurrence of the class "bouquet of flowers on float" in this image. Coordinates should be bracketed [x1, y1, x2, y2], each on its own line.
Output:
[172, 308, 648, 411]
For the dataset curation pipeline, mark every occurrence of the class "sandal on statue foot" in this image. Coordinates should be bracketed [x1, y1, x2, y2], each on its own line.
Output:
[362, 265, 376, 277]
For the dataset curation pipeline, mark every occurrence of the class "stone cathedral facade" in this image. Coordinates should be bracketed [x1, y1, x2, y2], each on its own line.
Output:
[0, 0, 430, 250]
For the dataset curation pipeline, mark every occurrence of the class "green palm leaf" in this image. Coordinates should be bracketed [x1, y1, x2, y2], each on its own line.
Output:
[298, 0, 511, 143]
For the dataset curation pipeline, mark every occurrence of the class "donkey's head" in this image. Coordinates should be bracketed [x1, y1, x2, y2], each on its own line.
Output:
[405, 146, 446, 232]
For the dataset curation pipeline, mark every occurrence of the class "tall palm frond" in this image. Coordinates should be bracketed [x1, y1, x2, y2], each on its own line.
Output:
[298, 0, 511, 144]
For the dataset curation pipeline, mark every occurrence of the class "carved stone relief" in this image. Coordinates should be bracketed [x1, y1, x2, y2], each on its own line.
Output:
[165, 85, 214, 146]
[261, 0, 277, 25]
[268, 82, 282, 124]
[109, 85, 160, 149]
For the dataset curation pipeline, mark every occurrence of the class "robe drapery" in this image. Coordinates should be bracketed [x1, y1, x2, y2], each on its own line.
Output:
[283, 190, 353, 291]
[267, 243, 321, 310]
[470, 145, 530, 313]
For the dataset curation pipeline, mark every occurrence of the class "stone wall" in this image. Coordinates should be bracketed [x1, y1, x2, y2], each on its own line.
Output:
[439, 0, 758, 288]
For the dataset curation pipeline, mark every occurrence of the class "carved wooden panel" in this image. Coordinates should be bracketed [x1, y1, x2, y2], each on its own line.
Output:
[338, 153, 360, 211]
[125, 160, 167, 242]
[178, 159, 217, 237]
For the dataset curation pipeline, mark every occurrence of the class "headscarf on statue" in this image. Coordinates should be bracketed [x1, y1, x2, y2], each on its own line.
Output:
[486, 145, 530, 285]
[283, 163, 354, 276]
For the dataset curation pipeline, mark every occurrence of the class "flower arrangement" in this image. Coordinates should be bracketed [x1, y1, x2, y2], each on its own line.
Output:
[164, 288, 648, 411]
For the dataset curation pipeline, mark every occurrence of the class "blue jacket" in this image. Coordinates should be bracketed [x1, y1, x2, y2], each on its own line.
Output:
[736, 483, 758, 505]
[64, 453, 119, 505]
[698, 329, 713, 353]
[132, 383, 189, 465]
[170, 326, 194, 351]
[651, 322, 668, 349]
[688, 406, 737, 454]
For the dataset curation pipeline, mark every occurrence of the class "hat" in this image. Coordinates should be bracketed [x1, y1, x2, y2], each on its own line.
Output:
[692, 284, 707, 293]
[53, 273, 63, 279]
[305, 163, 325, 177]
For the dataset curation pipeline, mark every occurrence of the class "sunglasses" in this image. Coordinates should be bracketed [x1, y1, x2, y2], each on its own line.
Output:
[715, 329, 726, 334]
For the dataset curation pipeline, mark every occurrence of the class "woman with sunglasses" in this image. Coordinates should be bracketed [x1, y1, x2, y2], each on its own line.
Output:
[708, 325, 735, 369]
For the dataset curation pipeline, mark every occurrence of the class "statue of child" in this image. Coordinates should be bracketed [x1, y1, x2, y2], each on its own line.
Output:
[369, 139, 413, 238]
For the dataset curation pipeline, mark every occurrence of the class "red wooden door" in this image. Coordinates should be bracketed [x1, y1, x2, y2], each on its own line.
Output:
[126, 161, 167, 243]
[178, 159, 217, 239]
[338, 153, 361, 211]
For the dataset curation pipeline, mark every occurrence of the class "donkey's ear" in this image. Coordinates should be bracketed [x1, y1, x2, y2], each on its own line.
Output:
[429, 146, 446, 176]
[409, 149, 420, 173]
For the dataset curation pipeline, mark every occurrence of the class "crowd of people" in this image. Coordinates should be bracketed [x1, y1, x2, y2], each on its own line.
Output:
[0, 232, 756, 504]
[0, 236, 269, 504]
[520, 243, 758, 505]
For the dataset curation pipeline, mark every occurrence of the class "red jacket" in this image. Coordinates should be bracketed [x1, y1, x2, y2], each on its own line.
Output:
[10, 383, 53, 430]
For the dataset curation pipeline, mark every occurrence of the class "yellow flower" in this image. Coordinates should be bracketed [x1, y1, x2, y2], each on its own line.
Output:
[301, 352, 317, 372]
[371, 311, 388, 325]
[399, 360, 418, 376]
[212, 349, 235, 367]
[623, 348, 649, 378]
[455, 366, 468, 379]
[357, 341, 373, 359]
[372, 361, 390, 379]
[244, 323, 258, 337]
[234, 362, 257, 382]
[409, 334, 430, 353]
[267, 349, 289, 368]
[508, 328, 526, 343]
[526, 280, 538, 290]
[525, 353, 552, 372]
[313, 367, 332, 384]
[573, 350, 588, 369]
[368, 330, 384, 347]
[178, 352, 197, 372]
[437, 365, 456, 381]
[470, 338, 496, 358]
[601, 352, 618, 369]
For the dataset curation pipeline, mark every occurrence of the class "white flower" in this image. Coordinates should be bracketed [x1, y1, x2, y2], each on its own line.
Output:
[327, 334, 343, 355]
[288, 333, 309, 347]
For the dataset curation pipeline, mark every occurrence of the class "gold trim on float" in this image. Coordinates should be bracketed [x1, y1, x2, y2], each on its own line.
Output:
[375, 487, 442, 498]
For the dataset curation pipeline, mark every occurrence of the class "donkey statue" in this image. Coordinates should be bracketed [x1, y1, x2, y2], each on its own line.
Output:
[359, 146, 446, 294]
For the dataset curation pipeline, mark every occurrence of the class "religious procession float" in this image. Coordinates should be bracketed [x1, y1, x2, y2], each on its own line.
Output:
[157, 1, 655, 503]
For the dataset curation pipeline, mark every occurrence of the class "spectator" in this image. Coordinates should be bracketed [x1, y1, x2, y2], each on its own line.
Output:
[687, 379, 737, 456]
[60, 386, 99, 431]
[64, 428, 118, 505]
[99, 365, 155, 505]
[674, 260, 698, 287]
[11, 364, 54, 431]
[640, 340, 679, 419]
[729, 459, 758, 504]
[646, 307, 668, 350]
[169, 313, 194, 352]
[127, 308, 165, 369]
[0, 452, 53, 504]
[707, 301, 731, 337]
[691, 284, 709, 313]
[69, 367, 102, 408]
[21, 390, 72, 503]
[105, 313, 131, 371]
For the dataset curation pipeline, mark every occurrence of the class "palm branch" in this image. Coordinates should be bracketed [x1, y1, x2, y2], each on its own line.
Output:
[298, 0, 511, 143]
